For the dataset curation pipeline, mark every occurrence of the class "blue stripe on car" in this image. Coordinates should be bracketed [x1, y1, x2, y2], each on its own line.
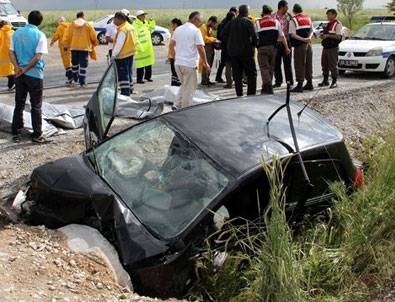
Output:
[383, 51, 395, 58]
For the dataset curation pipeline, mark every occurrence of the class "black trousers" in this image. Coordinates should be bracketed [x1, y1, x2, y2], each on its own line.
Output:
[12, 74, 43, 138]
[169, 59, 181, 86]
[8, 75, 15, 89]
[137, 65, 152, 82]
[231, 56, 257, 97]
[274, 42, 294, 85]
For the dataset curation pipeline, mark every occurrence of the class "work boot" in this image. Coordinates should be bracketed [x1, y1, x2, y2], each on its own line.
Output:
[303, 81, 314, 91]
[330, 79, 338, 89]
[318, 77, 330, 87]
[291, 82, 304, 93]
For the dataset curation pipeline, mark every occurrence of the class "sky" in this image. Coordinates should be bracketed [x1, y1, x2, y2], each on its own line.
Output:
[12, 0, 390, 10]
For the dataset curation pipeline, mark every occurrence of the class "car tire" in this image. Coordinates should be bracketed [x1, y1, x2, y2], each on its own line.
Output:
[339, 70, 346, 76]
[384, 56, 395, 79]
[98, 32, 107, 45]
[151, 33, 163, 46]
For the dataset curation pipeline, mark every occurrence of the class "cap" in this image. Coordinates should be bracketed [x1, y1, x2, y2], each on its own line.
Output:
[121, 9, 130, 16]
[261, 5, 273, 15]
[136, 10, 147, 17]
[293, 4, 303, 13]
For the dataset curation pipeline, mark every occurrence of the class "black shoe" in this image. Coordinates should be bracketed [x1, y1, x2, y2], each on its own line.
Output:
[272, 83, 282, 88]
[291, 84, 304, 93]
[216, 78, 225, 83]
[318, 80, 330, 87]
[145, 79, 153, 82]
[303, 81, 314, 91]
[32, 135, 51, 144]
[136, 80, 145, 84]
[330, 81, 338, 89]
[12, 134, 21, 143]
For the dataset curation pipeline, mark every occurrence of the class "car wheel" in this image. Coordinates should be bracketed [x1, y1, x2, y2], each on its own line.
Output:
[151, 33, 163, 46]
[98, 32, 107, 45]
[339, 70, 346, 76]
[384, 56, 395, 78]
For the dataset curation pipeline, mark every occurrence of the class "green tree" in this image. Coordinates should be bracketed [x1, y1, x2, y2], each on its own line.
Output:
[386, 0, 395, 12]
[337, 0, 365, 29]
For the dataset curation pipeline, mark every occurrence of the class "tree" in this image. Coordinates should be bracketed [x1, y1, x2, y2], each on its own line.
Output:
[337, 0, 365, 29]
[386, 0, 395, 12]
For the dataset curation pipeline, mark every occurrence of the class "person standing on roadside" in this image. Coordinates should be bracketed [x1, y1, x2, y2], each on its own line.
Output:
[289, 4, 314, 93]
[215, 7, 238, 84]
[168, 18, 182, 86]
[134, 10, 156, 84]
[0, 19, 15, 91]
[223, 4, 257, 97]
[319, 9, 343, 89]
[168, 11, 210, 109]
[256, 5, 290, 95]
[63, 11, 98, 88]
[106, 9, 130, 64]
[50, 17, 72, 86]
[216, 12, 236, 88]
[112, 11, 136, 96]
[273, 0, 293, 88]
[199, 16, 218, 86]
[9, 11, 48, 144]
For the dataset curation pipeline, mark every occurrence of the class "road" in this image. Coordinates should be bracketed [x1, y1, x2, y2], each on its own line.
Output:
[0, 43, 393, 108]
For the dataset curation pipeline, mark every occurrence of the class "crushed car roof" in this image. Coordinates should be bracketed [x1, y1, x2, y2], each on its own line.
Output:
[162, 96, 342, 176]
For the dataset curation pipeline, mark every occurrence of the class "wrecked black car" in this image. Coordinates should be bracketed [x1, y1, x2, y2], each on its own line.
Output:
[26, 64, 362, 298]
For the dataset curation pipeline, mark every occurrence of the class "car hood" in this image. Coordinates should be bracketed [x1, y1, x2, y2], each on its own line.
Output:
[155, 25, 170, 33]
[340, 39, 395, 51]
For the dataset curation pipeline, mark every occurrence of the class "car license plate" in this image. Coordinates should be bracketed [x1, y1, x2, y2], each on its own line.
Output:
[339, 60, 358, 67]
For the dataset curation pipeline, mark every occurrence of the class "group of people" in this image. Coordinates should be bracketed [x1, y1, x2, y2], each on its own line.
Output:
[0, 3, 344, 143]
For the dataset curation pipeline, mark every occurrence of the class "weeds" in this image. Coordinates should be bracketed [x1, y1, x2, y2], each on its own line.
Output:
[190, 135, 395, 301]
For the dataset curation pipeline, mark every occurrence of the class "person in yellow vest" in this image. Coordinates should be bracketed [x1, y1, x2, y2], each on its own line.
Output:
[0, 19, 15, 90]
[198, 16, 218, 86]
[63, 11, 98, 88]
[134, 10, 155, 84]
[50, 16, 72, 86]
[112, 11, 136, 96]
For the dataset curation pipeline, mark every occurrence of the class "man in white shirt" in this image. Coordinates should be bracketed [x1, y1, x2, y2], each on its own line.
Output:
[106, 9, 130, 60]
[168, 11, 210, 109]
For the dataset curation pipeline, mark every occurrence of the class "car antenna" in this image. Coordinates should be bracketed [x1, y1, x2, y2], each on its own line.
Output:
[296, 86, 324, 119]
[266, 83, 314, 221]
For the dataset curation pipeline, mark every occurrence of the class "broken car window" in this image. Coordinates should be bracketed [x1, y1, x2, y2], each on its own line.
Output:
[97, 65, 117, 132]
[92, 120, 229, 239]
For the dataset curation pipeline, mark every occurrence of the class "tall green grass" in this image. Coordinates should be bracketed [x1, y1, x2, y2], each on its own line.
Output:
[190, 133, 395, 301]
[21, 8, 388, 37]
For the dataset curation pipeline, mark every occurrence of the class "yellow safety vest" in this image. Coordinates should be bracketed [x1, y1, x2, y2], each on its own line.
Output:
[115, 22, 136, 59]
[133, 18, 155, 68]
[0, 25, 14, 77]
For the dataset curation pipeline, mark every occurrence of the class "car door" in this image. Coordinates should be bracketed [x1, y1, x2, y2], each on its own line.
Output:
[84, 63, 118, 149]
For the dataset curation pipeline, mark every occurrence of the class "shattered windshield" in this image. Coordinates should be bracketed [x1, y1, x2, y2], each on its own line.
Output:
[93, 120, 229, 239]
[351, 24, 395, 40]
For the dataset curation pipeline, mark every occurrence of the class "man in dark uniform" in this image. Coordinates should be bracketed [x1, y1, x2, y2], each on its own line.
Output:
[223, 4, 257, 97]
[289, 4, 314, 93]
[319, 9, 343, 89]
[256, 5, 290, 94]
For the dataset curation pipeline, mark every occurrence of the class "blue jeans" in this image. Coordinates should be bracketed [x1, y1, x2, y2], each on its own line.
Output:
[71, 50, 89, 85]
[116, 56, 134, 96]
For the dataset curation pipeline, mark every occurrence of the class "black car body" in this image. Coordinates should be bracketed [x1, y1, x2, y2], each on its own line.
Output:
[27, 64, 360, 298]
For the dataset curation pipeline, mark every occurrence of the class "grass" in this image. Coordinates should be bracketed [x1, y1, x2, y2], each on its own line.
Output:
[20, 8, 389, 37]
[189, 129, 395, 301]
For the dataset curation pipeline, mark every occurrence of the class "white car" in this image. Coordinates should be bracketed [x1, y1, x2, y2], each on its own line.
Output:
[0, 0, 27, 30]
[313, 20, 350, 39]
[93, 14, 171, 46]
[338, 22, 395, 78]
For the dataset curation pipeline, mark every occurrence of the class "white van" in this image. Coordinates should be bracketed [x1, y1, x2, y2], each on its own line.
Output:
[0, 0, 27, 30]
